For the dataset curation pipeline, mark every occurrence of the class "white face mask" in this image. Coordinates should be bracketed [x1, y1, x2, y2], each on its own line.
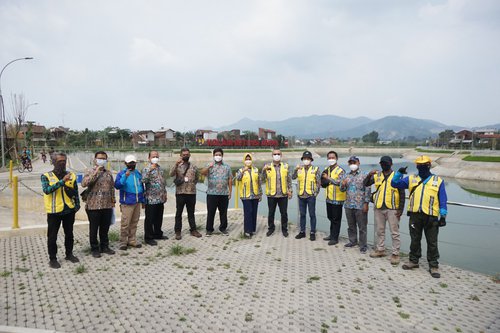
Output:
[96, 159, 107, 167]
[272, 154, 281, 162]
[214, 156, 223, 162]
[303, 159, 311, 166]
[150, 157, 159, 164]
[349, 164, 359, 171]
[244, 160, 252, 166]
[328, 159, 337, 166]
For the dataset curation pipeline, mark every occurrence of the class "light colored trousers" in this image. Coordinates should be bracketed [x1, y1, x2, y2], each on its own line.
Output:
[120, 203, 141, 246]
[374, 208, 400, 255]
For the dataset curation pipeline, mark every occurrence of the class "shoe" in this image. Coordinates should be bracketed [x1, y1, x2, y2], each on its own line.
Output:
[360, 246, 367, 254]
[190, 230, 202, 238]
[266, 230, 274, 237]
[101, 248, 115, 255]
[206, 231, 213, 237]
[155, 235, 169, 240]
[145, 239, 158, 246]
[282, 230, 289, 238]
[49, 259, 61, 269]
[328, 239, 338, 246]
[310, 233, 316, 241]
[295, 232, 306, 239]
[65, 254, 80, 263]
[91, 251, 102, 258]
[390, 255, 400, 265]
[129, 243, 142, 248]
[344, 242, 358, 248]
[244, 232, 252, 239]
[175, 232, 182, 240]
[220, 230, 229, 236]
[369, 250, 386, 258]
[323, 235, 332, 241]
[402, 262, 419, 270]
[119, 245, 128, 251]
[429, 267, 441, 278]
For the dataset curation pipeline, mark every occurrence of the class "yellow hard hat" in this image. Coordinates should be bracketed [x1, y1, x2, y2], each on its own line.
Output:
[414, 155, 432, 164]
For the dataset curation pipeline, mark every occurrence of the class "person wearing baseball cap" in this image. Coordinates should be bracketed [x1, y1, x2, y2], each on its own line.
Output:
[391, 155, 448, 278]
[114, 154, 145, 250]
[292, 151, 321, 241]
[364, 156, 405, 264]
[340, 156, 371, 254]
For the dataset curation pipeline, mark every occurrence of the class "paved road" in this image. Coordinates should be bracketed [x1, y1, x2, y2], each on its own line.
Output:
[1, 210, 499, 333]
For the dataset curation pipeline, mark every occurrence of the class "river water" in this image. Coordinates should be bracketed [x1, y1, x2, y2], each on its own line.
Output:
[187, 155, 500, 276]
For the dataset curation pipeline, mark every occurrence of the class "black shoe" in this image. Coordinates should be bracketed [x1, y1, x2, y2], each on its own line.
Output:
[119, 245, 128, 251]
[91, 251, 101, 258]
[323, 235, 332, 241]
[282, 230, 289, 238]
[344, 242, 358, 248]
[145, 239, 158, 246]
[65, 254, 80, 263]
[220, 230, 229, 235]
[295, 232, 306, 239]
[206, 231, 213, 237]
[101, 248, 115, 255]
[49, 259, 61, 269]
[266, 229, 275, 237]
[328, 239, 338, 246]
[155, 235, 169, 240]
[310, 233, 316, 241]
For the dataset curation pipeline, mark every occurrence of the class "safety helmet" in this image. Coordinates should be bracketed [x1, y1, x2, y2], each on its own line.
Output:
[414, 155, 432, 164]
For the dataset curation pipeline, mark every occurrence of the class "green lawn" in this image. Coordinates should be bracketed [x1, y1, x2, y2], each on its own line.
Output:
[462, 155, 500, 162]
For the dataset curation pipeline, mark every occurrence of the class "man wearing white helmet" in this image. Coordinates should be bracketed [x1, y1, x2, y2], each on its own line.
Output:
[114, 154, 145, 250]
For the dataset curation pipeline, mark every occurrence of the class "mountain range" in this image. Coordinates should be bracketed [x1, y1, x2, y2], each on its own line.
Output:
[214, 115, 500, 140]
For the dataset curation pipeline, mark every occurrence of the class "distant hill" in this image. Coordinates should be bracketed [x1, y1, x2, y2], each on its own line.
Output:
[216, 115, 372, 138]
[214, 115, 497, 140]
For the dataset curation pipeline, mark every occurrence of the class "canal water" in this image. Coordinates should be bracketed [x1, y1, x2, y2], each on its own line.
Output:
[189, 155, 500, 276]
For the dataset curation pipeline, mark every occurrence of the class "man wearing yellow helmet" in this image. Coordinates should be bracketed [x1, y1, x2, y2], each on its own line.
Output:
[391, 155, 448, 278]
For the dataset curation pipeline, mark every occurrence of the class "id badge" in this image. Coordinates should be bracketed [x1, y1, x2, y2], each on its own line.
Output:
[184, 177, 189, 183]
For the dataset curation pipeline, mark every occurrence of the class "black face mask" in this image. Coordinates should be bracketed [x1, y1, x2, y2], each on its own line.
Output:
[417, 164, 431, 179]
[54, 161, 66, 178]
[126, 163, 136, 170]
[182, 156, 190, 162]
[380, 163, 391, 172]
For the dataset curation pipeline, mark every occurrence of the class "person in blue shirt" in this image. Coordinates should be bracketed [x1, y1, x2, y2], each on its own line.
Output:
[391, 155, 448, 278]
[115, 155, 145, 250]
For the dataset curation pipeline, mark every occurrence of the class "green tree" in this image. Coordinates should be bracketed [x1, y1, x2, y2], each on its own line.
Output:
[362, 131, 379, 143]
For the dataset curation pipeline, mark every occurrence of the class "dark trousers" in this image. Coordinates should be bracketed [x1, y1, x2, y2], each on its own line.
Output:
[86, 209, 112, 252]
[145, 203, 165, 240]
[267, 196, 288, 232]
[409, 212, 440, 268]
[326, 203, 343, 242]
[242, 199, 259, 234]
[345, 207, 368, 248]
[206, 195, 229, 232]
[175, 194, 197, 232]
[299, 196, 317, 233]
[47, 212, 75, 260]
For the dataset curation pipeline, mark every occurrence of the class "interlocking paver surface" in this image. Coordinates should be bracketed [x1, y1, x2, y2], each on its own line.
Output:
[1, 210, 499, 333]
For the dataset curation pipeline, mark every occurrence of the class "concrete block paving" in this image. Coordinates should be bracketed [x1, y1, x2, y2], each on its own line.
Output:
[1, 210, 500, 332]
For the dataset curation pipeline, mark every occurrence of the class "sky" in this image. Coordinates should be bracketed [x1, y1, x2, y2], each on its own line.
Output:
[1, 0, 499, 132]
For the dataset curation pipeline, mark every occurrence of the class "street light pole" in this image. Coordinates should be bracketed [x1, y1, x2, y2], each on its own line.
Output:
[0, 57, 34, 168]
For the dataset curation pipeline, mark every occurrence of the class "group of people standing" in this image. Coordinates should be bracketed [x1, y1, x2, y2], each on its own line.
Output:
[41, 149, 447, 278]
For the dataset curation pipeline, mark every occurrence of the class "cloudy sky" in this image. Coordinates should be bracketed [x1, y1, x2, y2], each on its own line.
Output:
[1, 0, 499, 131]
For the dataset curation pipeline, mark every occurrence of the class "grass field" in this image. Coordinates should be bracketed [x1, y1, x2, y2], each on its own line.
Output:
[462, 155, 500, 162]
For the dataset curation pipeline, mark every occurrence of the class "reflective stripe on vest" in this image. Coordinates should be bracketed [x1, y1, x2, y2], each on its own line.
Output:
[373, 171, 400, 209]
[265, 163, 288, 196]
[408, 174, 442, 216]
[324, 165, 346, 201]
[239, 167, 260, 198]
[43, 172, 76, 214]
[297, 166, 318, 196]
